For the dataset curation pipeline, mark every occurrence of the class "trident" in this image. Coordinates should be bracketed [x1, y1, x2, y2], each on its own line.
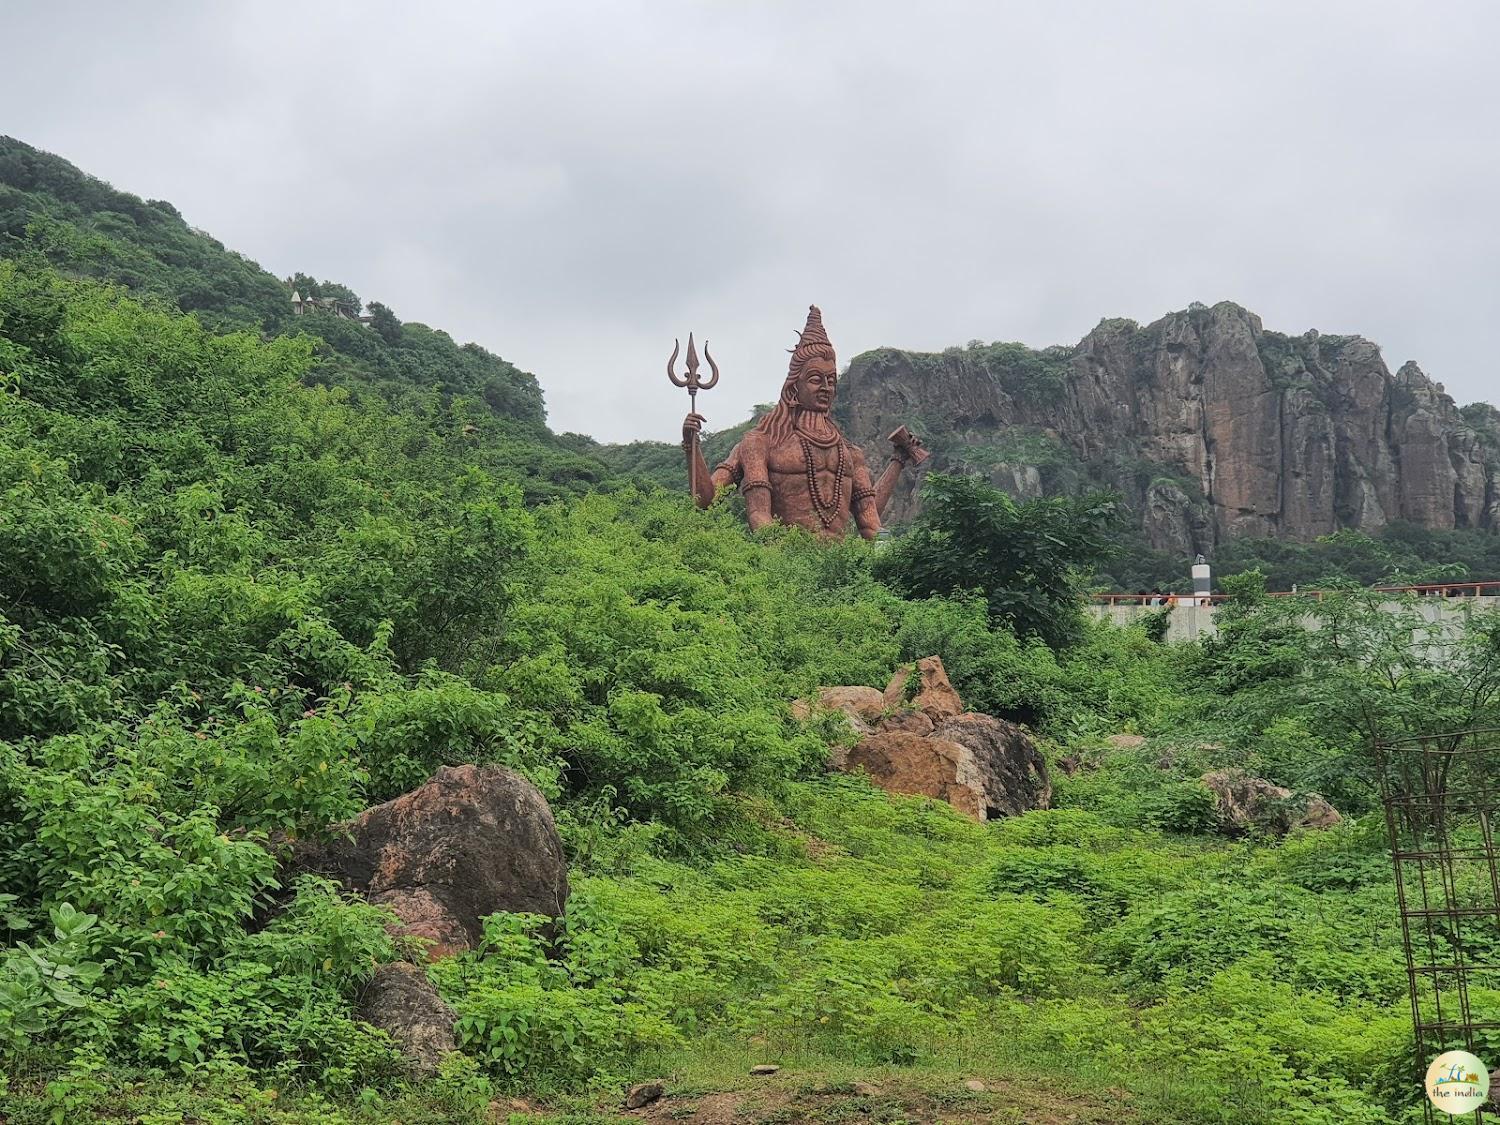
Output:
[667, 332, 720, 499]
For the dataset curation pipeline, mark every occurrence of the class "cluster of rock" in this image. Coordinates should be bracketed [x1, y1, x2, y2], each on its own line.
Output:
[268, 664, 1350, 1093]
[1200, 767, 1341, 835]
[795, 656, 1051, 821]
[839, 301, 1500, 553]
[1063, 736, 1344, 837]
[275, 668, 1050, 1083]
[288, 763, 570, 1075]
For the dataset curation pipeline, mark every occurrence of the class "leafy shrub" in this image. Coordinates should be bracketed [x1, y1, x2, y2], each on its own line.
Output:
[434, 904, 679, 1093]
[0, 902, 101, 1057]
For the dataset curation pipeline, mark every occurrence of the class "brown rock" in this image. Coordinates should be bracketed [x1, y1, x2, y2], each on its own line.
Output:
[356, 961, 456, 1076]
[1106, 734, 1146, 750]
[883, 656, 964, 721]
[874, 709, 934, 737]
[843, 731, 985, 821]
[624, 1081, 665, 1109]
[819, 686, 887, 721]
[933, 713, 1051, 818]
[750, 1064, 781, 1076]
[368, 887, 469, 957]
[296, 764, 568, 957]
[1297, 794, 1343, 831]
[964, 1079, 987, 1092]
[1201, 768, 1342, 836]
[882, 665, 912, 709]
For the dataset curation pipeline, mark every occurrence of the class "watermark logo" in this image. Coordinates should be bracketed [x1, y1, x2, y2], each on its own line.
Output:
[1426, 1050, 1490, 1115]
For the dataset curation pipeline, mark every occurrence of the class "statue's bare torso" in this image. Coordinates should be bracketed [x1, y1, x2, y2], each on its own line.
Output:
[714, 425, 876, 539]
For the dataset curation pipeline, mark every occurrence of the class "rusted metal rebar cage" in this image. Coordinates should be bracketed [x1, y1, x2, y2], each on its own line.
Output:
[1380, 728, 1500, 1122]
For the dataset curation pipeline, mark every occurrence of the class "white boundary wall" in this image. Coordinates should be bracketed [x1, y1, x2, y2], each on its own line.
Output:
[1090, 596, 1500, 644]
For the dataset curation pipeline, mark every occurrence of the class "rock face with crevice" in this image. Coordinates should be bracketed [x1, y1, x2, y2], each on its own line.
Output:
[838, 302, 1500, 553]
[934, 712, 1051, 819]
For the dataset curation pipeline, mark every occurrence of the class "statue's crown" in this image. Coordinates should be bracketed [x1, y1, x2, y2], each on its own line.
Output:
[797, 305, 831, 350]
[788, 305, 834, 377]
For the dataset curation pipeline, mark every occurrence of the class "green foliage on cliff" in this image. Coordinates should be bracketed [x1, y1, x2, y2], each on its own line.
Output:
[961, 339, 1074, 406]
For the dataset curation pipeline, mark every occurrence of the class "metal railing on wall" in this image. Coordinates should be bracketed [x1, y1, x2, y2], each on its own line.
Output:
[1379, 729, 1500, 1121]
[1090, 581, 1500, 607]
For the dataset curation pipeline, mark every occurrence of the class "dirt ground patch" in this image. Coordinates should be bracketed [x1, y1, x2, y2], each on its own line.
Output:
[563, 1072, 1133, 1124]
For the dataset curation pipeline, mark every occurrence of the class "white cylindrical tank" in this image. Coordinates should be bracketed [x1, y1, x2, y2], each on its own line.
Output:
[1191, 554, 1211, 606]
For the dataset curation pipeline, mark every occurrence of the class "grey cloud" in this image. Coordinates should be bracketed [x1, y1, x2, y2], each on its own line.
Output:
[4, 0, 1497, 440]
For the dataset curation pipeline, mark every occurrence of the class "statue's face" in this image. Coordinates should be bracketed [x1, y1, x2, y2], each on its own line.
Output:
[794, 356, 837, 413]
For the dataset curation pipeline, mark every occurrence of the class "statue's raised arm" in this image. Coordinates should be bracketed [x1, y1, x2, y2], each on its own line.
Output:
[668, 334, 723, 508]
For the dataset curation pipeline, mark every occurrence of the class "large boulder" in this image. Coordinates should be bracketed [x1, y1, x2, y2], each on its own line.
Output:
[299, 764, 569, 957]
[844, 731, 985, 821]
[357, 961, 457, 1077]
[1201, 768, 1342, 836]
[810, 658, 1051, 821]
[934, 713, 1051, 819]
[882, 656, 964, 722]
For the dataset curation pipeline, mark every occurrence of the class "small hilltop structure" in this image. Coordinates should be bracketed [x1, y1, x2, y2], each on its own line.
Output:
[288, 284, 372, 326]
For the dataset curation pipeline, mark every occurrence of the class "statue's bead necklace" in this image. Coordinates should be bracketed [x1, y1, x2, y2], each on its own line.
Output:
[799, 433, 847, 529]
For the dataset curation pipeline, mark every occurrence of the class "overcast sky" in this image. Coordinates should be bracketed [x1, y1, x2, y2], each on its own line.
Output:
[4, 2, 1498, 441]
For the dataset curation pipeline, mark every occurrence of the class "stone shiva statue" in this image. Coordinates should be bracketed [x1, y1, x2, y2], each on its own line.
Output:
[679, 305, 926, 539]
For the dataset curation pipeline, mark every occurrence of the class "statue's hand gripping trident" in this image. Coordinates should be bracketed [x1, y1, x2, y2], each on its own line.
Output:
[667, 333, 719, 503]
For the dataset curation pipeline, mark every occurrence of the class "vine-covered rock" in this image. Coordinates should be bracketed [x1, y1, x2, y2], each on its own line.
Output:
[1201, 767, 1341, 836]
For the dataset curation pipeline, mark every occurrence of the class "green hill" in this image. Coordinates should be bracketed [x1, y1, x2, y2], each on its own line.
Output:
[0, 135, 609, 504]
[2, 138, 1495, 1125]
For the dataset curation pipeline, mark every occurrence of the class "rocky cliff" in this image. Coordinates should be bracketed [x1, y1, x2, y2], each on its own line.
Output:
[838, 302, 1500, 555]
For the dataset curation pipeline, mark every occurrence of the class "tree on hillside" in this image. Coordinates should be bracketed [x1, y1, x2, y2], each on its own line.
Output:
[873, 474, 1119, 648]
[366, 300, 402, 346]
[1197, 572, 1500, 809]
[319, 281, 361, 315]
